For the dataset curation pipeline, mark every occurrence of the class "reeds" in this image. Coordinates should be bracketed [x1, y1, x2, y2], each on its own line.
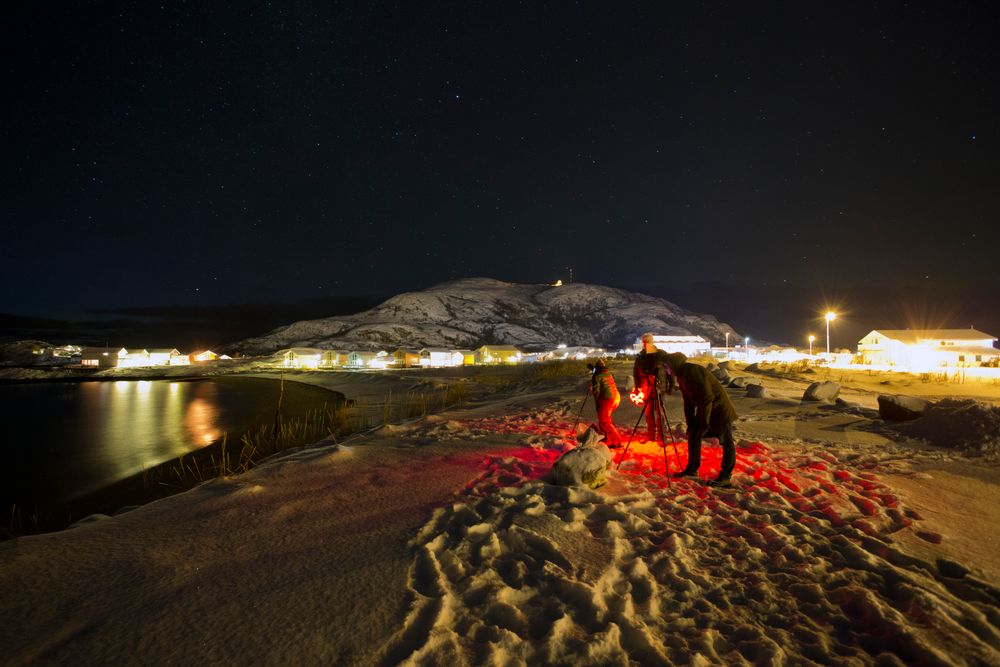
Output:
[1, 382, 471, 540]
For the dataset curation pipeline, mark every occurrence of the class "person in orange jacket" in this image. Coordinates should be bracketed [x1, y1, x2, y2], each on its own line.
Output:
[589, 359, 622, 447]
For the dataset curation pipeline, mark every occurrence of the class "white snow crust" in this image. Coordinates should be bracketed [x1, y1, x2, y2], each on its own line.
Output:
[3, 370, 1000, 665]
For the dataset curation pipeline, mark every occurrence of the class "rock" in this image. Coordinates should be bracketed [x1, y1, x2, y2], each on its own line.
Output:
[803, 368, 816, 374]
[718, 360, 732, 370]
[69, 514, 111, 529]
[878, 395, 930, 422]
[552, 439, 612, 488]
[937, 558, 969, 578]
[803, 381, 840, 402]
[745, 363, 760, 372]
[896, 399, 1000, 456]
[746, 384, 770, 398]
[729, 376, 749, 389]
[711, 368, 731, 384]
[706, 362, 718, 371]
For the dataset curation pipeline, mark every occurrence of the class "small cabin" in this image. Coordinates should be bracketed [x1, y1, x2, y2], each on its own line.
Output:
[474, 345, 522, 365]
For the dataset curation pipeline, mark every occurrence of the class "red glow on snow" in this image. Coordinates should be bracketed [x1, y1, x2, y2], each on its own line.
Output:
[455, 411, 928, 543]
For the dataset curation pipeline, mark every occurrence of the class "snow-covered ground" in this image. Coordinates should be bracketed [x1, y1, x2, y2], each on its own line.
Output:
[2, 368, 999, 665]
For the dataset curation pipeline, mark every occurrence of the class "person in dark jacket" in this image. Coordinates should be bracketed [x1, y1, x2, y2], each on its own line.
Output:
[590, 359, 622, 447]
[663, 352, 738, 487]
[632, 333, 675, 442]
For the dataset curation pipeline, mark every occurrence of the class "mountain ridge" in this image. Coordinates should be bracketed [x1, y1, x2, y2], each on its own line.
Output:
[228, 278, 740, 354]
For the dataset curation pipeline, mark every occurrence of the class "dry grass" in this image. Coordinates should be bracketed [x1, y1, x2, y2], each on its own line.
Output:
[1, 383, 475, 539]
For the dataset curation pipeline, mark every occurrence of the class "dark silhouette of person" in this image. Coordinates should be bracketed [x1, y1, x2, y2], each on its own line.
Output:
[632, 333, 675, 443]
[663, 352, 738, 487]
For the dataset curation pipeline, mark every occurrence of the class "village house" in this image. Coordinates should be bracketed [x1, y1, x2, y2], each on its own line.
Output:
[475, 345, 522, 365]
[276, 348, 324, 369]
[322, 350, 349, 367]
[455, 349, 475, 366]
[392, 348, 422, 368]
[346, 350, 390, 369]
[119, 348, 150, 367]
[80, 347, 119, 368]
[419, 348, 463, 367]
[150, 348, 187, 366]
[190, 350, 217, 363]
[857, 329, 1000, 370]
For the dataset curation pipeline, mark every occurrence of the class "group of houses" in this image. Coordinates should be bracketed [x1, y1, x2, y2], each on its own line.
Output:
[275, 344, 526, 369]
[58, 328, 1000, 373]
[79, 347, 227, 368]
[273, 337, 723, 371]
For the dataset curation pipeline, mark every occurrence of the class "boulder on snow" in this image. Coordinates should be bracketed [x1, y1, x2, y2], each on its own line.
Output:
[878, 395, 930, 422]
[718, 360, 732, 370]
[711, 368, 731, 384]
[745, 363, 760, 373]
[729, 376, 749, 389]
[552, 440, 612, 489]
[803, 381, 840, 402]
[746, 383, 770, 398]
[895, 399, 1000, 456]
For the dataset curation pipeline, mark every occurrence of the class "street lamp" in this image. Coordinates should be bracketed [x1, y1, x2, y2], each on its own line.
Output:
[825, 312, 837, 355]
[808, 334, 815, 356]
[725, 332, 730, 357]
[744, 336, 750, 360]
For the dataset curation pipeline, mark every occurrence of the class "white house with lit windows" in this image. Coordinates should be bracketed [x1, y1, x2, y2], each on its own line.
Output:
[151, 348, 187, 366]
[857, 329, 999, 370]
[346, 350, 390, 369]
[631, 335, 712, 356]
[419, 348, 464, 367]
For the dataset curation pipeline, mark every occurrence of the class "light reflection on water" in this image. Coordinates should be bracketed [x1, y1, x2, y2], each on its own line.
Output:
[4, 380, 262, 509]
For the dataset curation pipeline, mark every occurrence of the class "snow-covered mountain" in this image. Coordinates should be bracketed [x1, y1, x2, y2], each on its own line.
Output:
[229, 277, 740, 354]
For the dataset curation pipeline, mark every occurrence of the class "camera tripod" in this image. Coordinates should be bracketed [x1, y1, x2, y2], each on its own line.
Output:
[616, 376, 684, 481]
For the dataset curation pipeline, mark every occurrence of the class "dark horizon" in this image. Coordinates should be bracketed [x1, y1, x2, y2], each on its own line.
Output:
[3, 4, 998, 349]
[3, 277, 997, 353]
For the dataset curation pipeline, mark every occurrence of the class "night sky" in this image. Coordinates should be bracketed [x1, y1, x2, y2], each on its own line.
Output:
[3, 3, 998, 348]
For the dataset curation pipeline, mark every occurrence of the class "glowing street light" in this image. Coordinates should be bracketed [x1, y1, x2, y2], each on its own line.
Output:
[825, 312, 837, 355]
[744, 336, 750, 360]
[725, 332, 730, 357]
[808, 334, 815, 356]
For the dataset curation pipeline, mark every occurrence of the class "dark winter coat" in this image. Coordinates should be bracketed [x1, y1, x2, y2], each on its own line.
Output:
[632, 349, 676, 394]
[591, 366, 620, 401]
[663, 353, 738, 432]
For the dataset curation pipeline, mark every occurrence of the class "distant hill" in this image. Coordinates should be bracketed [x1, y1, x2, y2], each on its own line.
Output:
[229, 278, 740, 355]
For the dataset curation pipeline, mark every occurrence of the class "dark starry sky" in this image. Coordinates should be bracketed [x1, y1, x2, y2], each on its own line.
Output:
[2, 2, 998, 347]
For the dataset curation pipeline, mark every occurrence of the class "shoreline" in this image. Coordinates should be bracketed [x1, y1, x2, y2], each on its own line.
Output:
[2, 375, 346, 539]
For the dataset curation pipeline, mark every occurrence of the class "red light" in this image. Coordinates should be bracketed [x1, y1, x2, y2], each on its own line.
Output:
[629, 389, 645, 406]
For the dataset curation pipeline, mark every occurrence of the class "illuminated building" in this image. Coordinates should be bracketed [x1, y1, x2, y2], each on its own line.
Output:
[631, 335, 711, 356]
[474, 345, 522, 365]
[857, 329, 999, 370]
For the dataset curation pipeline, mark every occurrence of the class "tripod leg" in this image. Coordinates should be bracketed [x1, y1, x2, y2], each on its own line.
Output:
[572, 387, 590, 433]
[615, 398, 650, 470]
[653, 393, 672, 487]
[659, 396, 684, 473]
